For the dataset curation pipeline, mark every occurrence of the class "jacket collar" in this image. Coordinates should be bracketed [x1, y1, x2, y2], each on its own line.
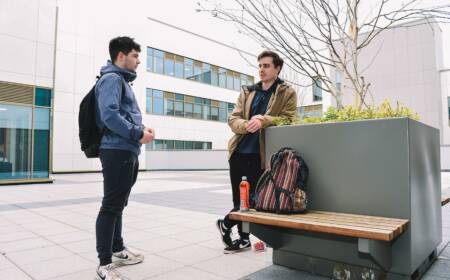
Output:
[243, 78, 287, 95]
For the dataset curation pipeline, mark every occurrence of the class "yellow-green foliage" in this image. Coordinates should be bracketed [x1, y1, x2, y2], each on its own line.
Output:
[273, 100, 420, 126]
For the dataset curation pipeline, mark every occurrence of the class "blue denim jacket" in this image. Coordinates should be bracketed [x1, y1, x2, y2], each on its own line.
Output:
[95, 61, 144, 155]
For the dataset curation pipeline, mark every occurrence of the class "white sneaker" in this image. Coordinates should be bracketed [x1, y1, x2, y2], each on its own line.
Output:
[96, 264, 129, 280]
[113, 247, 144, 266]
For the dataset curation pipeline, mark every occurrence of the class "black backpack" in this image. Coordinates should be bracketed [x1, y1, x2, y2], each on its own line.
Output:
[78, 75, 125, 158]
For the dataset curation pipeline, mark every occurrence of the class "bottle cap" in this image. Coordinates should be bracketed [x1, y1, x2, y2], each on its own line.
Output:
[242, 176, 247, 181]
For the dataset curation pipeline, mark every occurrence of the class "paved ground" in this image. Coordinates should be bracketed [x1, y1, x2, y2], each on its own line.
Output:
[0, 171, 448, 280]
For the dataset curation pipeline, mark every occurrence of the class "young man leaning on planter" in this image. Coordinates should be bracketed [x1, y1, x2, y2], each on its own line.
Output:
[216, 50, 298, 253]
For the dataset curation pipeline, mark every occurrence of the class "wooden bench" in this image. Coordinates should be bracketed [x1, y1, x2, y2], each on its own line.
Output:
[230, 210, 409, 270]
[230, 210, 409, 241]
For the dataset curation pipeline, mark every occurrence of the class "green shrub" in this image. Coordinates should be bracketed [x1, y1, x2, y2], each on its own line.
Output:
[273, 100, 420, 126]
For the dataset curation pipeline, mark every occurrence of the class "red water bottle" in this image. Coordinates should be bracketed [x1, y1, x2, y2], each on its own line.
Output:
[240, 176, 250, 211]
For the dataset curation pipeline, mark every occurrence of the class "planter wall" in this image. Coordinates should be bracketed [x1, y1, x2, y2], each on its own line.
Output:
[262, 118, 441, 278]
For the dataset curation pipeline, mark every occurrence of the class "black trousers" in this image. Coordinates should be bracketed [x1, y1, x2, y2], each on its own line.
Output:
[96, 149, 139, 266]
[223, 152, 263, 240]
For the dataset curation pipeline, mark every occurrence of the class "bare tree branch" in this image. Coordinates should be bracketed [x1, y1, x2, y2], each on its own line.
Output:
[198, 0, 450, 109]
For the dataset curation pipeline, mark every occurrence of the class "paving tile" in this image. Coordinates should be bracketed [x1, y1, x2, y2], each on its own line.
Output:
[123, 230, 161, 243]
[147, 266, 228, 280]
[126, 219, 166, 231]
[0, 267, 32, 280]
[6, 245, 74, 266]
[0, 237, 54, 253]
[45, 230, 93, 244]
[197, 238, 226, 251]
[192, 254, 271, 279]
[168, 229, 217, 244]
[242, 265, 329, 280]
[157, 244, 223, 265]
[46, 269, 96, 280]
[21, 255, 94, 280]
[426, 259, 450, 278]
[422, 275, 450, 280]
[144, 224, 193, 236]
[127, 236, 189, 254]
[0, 254, 14, 270]
[116, 254, 184, 280]
[0, 231, 37, 243]
[1, 171, 449, 280]
[61, 239, 96, 254]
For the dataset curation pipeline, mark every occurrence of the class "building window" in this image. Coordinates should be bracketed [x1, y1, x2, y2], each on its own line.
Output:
[146, 48, 153, 71]
[0, 104, 32, 180]
[448, 97, 450, 125]
[146, 139, 213, 151]
[35, 88, 52, 107]
[164, 92, 174, 116]
[145, 88, 234, 123]
[202, 63, 211, 84]
[227, 103, 234, 118]
[218, 68, 227, 88]
[33, 107, 50, 178]
[335, 71, 342, 93]
[164, 53, 175, 76]
[233, 73, 241, 91]
[312, 78, 322, 102]
[193, 60, 203, 82]
[153, 49, 164, 74]
[146, 47, 253, 92]
[226, 70, 234, 90]
[152, 90, 164, 115]
[211, 66, 219, 86]
[203, 99, 211, 120]
[0, 85, 52, 181]
[219, 102, 227, 122]
[184, 96, 194, 118]
[194, 97, 203, 119]
[184, 58, 194, 79]
[174, 55, 184, 78]
[146, 88, 152, 113]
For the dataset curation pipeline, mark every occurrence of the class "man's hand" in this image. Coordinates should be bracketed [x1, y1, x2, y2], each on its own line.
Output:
[139, 128, 155, 144]
[246, 115, 264, 133]
[145, 127, 155, 139]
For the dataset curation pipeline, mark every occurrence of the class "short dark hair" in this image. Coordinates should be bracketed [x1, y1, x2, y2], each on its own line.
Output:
[109, 36, 141, 63]
[257, 50, 284, 71]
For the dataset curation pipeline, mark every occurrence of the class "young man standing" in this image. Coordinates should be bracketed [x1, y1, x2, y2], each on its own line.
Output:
[216, 51, 297, 253]
[95, 36, 154, 280]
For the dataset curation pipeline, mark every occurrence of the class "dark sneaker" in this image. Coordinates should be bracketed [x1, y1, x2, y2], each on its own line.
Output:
[224, 238, 251, 254]
[216, 219, 232, 247]
[112, 247, 144, 267]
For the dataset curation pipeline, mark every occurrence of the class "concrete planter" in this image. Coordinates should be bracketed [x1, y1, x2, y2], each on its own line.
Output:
[261, 118, 441, 279]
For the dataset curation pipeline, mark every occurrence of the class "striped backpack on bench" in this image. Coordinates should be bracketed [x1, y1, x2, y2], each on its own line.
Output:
[255, 147, 309, 214]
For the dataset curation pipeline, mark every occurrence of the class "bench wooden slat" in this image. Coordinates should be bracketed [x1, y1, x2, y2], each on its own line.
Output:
[303, 211, 408, 235]
[273, 213, 404, 234]
[242, 210, 408, 232]
[229, 210, 409, 242]
[301, 211, 405, 227]
[310, 211, 407, 225]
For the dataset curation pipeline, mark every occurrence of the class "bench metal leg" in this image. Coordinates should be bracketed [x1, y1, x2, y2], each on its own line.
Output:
[244, 222, 282, 249]
[358, 238, 392, 271]
[242, 221, 250, 233]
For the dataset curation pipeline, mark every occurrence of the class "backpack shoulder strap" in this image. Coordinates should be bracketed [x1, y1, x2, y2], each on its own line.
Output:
[96, 73, 127, 105]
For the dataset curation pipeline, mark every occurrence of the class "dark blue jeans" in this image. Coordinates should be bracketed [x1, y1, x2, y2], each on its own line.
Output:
[96, 149, 139, 266]
[223, 152, 263, 240]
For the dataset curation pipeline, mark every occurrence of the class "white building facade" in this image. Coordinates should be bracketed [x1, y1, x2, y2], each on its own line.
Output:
[1, 0, 450, 184]
[0, 0, 264, 183]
